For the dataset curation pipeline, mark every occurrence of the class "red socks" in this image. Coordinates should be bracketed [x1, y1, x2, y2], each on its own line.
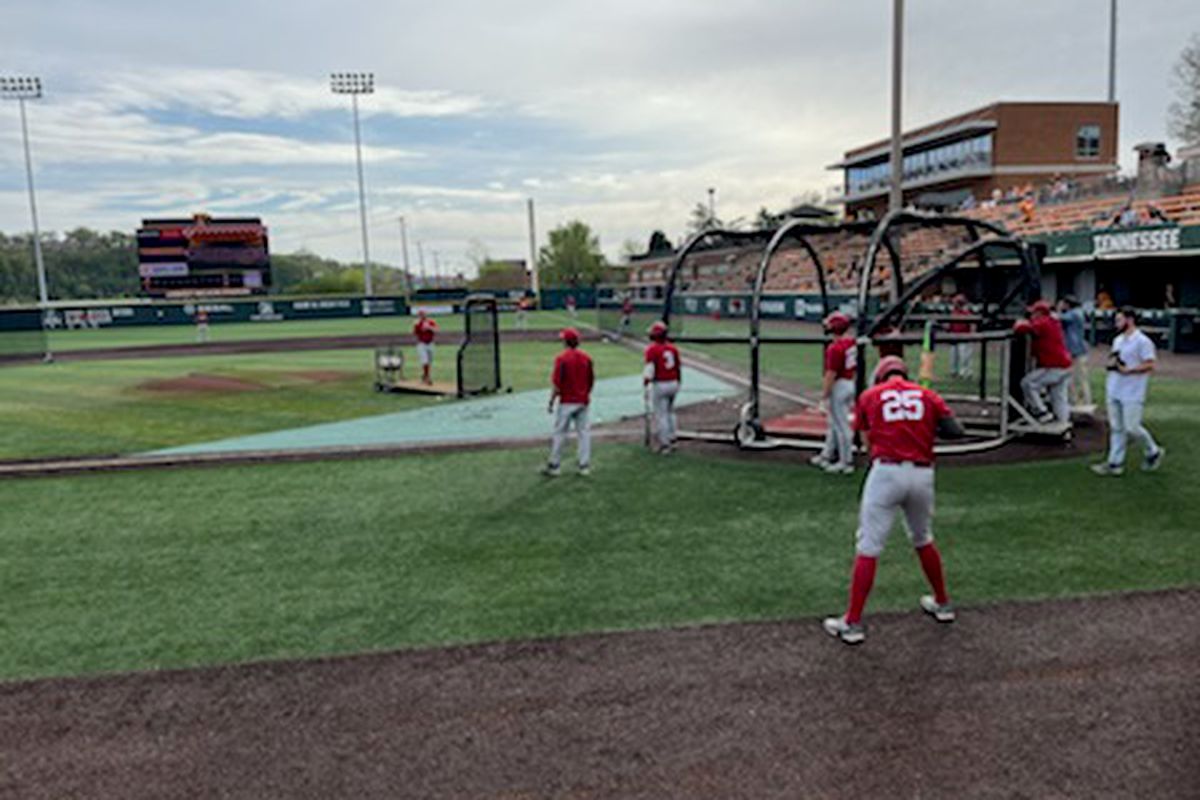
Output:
[916, 542, 949, 605]
[846, 555, 877, 624]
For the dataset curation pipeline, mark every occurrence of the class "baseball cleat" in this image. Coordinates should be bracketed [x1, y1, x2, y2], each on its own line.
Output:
[824, 462, 854, 475]
[919, 595, 956, 623]
[577, 465, 591, 477]
[540, 464, 561, 477]
[1035, 411, 1055, 424]
[809, 454, 831, 469]
[1143, 447, 1165, 472]
[1090, 462, 1124, 477]
[822, 616, 865, 645]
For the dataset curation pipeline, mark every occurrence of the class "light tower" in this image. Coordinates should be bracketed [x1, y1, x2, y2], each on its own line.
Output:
[330, 71, 375, 296]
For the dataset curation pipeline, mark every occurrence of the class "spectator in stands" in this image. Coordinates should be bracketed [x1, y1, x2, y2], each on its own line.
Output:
[1165, 283, 1178, 309]
[1141, 203, 1170, 226]
[1096, 287, 1115, 311]
[1112, 203, 1139, 228]
[1057, 295, 1092, 407]
[1019, 194, 1037, 223]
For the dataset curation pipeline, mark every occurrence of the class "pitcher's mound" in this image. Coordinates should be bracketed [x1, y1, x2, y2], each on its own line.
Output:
[140, 373, 265, 393]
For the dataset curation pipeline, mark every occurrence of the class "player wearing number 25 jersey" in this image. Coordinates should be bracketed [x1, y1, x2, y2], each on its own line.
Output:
[644, 321, 681, 453]
[823, 356, 965, 646]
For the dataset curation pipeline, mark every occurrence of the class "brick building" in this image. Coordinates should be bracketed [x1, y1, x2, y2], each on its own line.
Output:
[829, 101, 1120, 218]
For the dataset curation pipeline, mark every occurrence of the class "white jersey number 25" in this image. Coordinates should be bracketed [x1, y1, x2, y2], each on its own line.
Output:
[881, 389, 925, 422]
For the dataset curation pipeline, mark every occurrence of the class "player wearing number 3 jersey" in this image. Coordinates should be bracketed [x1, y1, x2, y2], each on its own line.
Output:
[823, 356, 966, 645]
[644, 321, 681, 453]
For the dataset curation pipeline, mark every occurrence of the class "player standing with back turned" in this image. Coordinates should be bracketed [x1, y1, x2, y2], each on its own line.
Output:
[643, 321, 681, 453]
[823, 356, 966, 645]
[543, 328, 595, 477]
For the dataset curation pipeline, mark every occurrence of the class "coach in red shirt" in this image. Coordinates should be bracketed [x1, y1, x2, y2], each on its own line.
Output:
[543, 328, 595, 477]
[823, 356, 965, 645]
[1014, 299, 1072, 424]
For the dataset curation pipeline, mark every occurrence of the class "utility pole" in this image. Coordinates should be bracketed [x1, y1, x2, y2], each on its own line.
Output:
[527, 198, 539, 307]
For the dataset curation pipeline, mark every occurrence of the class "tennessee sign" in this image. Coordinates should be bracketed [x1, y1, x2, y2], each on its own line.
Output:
[1093, 227, 1182, 256]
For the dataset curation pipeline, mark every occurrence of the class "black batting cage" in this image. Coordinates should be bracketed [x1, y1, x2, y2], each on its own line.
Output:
[456, 294, 503, 397]
[657, 210, 1052, 455]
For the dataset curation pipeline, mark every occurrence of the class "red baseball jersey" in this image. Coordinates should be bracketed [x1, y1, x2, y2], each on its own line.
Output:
[644, 342, 681, 382]
[414, 318, 437, 344]
[622, 299, 634, 314]
[552, 348, 595, 405]
[1020, 315, 1072, 369]
[948, 307, 973, 334]
[855, 376, 954, 464]
[824, 337, 857, 381]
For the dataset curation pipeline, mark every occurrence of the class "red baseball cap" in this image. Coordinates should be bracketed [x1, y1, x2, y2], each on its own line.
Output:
[559, 327, 580, 344]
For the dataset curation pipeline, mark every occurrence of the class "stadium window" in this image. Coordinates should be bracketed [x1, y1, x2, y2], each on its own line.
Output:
[1076, 124, 1101, 159]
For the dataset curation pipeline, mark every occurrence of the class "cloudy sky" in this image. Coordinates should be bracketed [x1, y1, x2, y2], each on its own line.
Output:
[1, 1, 1198, 276]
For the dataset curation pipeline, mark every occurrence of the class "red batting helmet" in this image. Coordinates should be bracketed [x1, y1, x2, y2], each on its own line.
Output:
[647, 321, 668, 341]
[1027, 299, 1052, 316]
[823, 311, 851, 334]
[559, 327, 580, 345]
[873, 355, 909, 385]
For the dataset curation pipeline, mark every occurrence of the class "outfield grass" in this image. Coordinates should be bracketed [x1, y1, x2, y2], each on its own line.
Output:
[0, 376, 1196, 681]
[44, 309, 581, 352]
[0, 340, 641, 459]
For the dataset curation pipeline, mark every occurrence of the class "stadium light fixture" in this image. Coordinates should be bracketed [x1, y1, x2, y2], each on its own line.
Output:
[1, 75, 51, 348]
[330, 71, 375, 296]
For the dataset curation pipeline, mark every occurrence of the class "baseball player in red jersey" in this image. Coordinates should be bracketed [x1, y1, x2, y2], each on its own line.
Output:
[194, 307, 210, 344]
[811, 311, 857, 474]
[948, 294, 974, 379]
[644, 321, 681, 453]
[823, 356, 966, 645]
[413, 310, 439, 385]
[1013, 299, 1072, 424]
[620, 297, 634, 338]
[543, 328, 595, 477]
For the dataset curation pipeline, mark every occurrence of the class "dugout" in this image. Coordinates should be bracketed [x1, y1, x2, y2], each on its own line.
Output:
[655, 210, 1051, 454]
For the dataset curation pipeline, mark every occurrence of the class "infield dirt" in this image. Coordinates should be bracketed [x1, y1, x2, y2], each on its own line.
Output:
[1, 589, 1196, 799]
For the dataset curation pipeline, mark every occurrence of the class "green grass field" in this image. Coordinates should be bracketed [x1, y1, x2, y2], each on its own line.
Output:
[0, 340, 642, 459]
[45, 309, 581, 352]
[2, 315, 1197, 684]
[0, 378, 1196, 681]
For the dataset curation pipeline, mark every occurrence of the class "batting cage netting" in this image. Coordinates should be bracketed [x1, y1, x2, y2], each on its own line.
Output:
[0, 308, 49, 363]
[456, 295, 502, 397]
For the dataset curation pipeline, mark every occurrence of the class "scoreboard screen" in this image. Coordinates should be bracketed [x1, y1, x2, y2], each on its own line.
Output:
[137, 214, 271, 297]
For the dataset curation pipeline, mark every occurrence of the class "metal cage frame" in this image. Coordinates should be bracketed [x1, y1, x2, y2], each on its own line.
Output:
[656, 211, 1048, 454]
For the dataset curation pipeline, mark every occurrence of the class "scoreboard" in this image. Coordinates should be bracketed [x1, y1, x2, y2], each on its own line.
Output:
[137, 214, 271, 297]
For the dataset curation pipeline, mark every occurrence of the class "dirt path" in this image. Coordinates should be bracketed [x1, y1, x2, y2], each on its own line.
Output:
[0, 329, 572, 365]
[1, 588, 1195, 799]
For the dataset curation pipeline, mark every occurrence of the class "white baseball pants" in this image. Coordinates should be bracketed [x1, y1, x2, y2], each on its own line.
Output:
[1021, 367, 1071, 421]
[1105, 398, 1159, 467]
[856, 462, 935, 557]
[820, 378, 856, 467]
[651, 380, 679, 448]
[550, 403, 591, 468]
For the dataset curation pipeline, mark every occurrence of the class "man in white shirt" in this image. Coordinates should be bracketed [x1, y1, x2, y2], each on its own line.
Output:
[1092, 307, 1165, 476]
